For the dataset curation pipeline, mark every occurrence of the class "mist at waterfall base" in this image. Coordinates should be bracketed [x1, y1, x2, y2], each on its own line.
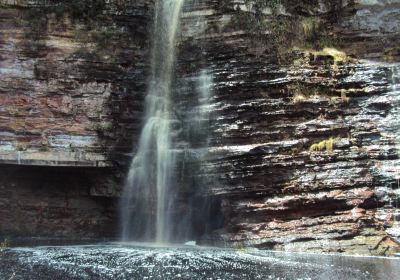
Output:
[121, 0, 215, 243]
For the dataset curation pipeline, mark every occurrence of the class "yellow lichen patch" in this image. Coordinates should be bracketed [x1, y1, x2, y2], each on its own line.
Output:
[309, 138, 334, 154]
[311, 47, 349, 71]
[309, 143, 319, 152]
[293, 94, 307, 104]
[341, 89, 350, 103]
[321, 47, 348, 64]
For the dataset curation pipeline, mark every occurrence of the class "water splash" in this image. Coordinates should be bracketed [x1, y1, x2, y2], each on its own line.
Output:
[122, 0, 185, 243]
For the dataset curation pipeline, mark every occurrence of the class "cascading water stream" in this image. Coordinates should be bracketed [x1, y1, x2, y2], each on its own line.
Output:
[122, 0, 185, 243]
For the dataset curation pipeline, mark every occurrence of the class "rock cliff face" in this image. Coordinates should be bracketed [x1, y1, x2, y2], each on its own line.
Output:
[0, 0, 153, 238]
[0, 0, 151, 166]
[1, 0, 399, 255]
[181, 0, 400, 255]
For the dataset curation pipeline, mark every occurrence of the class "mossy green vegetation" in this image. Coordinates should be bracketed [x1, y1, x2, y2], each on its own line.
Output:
[301, 17, 321, 43]
[37, 0, 107, 35]
[15, 143, 27, 152]
[230, 0, 344, 58]
[312, 47, 349, 71]
[292, 47, 354, 76]
[383, 47, 400, 61]
[289, 82, 335, 105]
[88, 121, 114, 134]
[4, 1, 134, 60]
[100, 121, 114, 132]
[290, 81, 351, 105]
[19, 8, 49, 40]
[384, 47, 400, 57]
[64, 0, 106, 21]
[309, 138, 334, 154]
[229, 0, 294, 56]
[73, 26, 131, 52]
[38, 146, 50, 152]
[12, 0, 107, 40]
[299, 16, 340, 51]
[19, 0, 107, 22]
[8, 1, 105, 58]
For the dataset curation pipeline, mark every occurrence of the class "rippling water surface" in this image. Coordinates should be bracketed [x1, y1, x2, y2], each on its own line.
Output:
[0, 243, 399, 279]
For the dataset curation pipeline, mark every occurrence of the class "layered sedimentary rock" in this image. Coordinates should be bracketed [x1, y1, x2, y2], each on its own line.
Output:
[0, 165, 118, 238]
[0, 0, 399, 255]
[0, 0, 151, 166]
[179, 0, 400, 255]
[0, 0, 152, 238]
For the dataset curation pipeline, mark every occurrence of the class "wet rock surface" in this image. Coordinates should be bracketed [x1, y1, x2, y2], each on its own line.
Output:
[177, 0, 400, 254]
[0, 0, 399, 255]
[0, 244, 399, 279]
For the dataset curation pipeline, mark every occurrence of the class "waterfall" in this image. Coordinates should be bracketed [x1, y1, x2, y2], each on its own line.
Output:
[121, 0, 185, 243]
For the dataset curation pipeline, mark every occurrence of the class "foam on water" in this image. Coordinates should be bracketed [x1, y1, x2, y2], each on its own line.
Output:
[1, 244, 399, 279]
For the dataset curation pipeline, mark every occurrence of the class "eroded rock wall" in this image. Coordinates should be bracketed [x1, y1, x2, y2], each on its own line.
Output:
[0, 0, 152, 166]
[0, 0, 153, 239]
[177, 0, 400, 255]
[0, 0, 399, 255]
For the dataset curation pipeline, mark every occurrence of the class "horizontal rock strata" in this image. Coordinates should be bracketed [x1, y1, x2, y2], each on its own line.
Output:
[0, 0, 399, 255]
[179, 0, 400, 255]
